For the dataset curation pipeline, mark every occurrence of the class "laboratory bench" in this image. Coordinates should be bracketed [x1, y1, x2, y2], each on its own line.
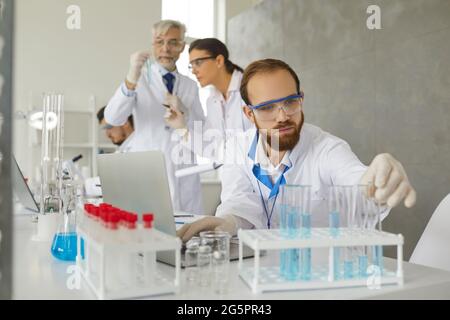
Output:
[12, 213, 450, 300]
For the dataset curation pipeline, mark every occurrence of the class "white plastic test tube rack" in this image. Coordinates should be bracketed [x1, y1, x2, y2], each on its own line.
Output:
[76, 225, 181, 300]
[238, 228, 404, 294]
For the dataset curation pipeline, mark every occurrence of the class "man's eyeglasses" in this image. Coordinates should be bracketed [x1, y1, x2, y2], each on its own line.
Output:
[249, 93, 304, 121]
[101, 124, 114, 130]
[153, 38, 185, 52]
[188, 56, 216, 72]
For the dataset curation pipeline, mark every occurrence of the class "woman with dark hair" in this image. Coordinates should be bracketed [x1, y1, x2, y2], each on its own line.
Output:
[188, 38, 253, 161]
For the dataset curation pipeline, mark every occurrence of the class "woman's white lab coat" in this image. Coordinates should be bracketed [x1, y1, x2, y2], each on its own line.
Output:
[105, 63, 206, 214]
[185, 70, 253, 162]
[216, 123, 390, 229]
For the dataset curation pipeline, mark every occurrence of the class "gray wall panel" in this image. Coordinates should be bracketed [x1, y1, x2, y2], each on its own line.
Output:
[283, 0, 375, 70]
[227, 0, 284, 69]
[228, 0, 450, 259]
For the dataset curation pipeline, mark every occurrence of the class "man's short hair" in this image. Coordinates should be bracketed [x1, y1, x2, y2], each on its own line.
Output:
[152, 20, 186, 41]
[97, 106, 134, 129]
[240, 59, 301, 106]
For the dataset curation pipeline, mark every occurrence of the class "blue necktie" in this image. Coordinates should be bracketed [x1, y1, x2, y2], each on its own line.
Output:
[163, 73, 175, 94]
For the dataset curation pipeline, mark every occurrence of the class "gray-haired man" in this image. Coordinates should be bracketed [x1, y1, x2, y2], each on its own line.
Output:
[105, 20, 206, 214]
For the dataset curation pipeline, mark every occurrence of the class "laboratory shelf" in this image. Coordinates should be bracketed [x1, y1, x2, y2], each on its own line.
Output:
[238, 228, 404, 294]
[76, 225, 181, 300]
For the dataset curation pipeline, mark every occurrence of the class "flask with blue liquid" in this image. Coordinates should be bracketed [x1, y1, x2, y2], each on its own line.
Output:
[51, 181, 78, 261]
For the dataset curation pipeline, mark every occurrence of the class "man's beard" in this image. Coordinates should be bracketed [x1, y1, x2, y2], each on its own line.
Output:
[113, 133, 127, 146]
[113, 141, 123, 146]
[257, 112, 304, 152]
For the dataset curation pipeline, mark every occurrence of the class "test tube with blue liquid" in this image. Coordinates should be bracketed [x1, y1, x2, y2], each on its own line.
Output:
[328, 185, 342, 279]
[279, 185, 301, 280]
[341, 185, 358, 280]
[299, 186, 312, 281]
[367, 188, 384, 274]
[355, 185, 370, 278]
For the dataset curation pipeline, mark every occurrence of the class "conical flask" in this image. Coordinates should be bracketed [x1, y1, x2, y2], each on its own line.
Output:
[51, 181, 78, 261]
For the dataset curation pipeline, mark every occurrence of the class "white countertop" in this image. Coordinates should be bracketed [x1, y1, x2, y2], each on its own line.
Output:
[12, 214, 450, 300]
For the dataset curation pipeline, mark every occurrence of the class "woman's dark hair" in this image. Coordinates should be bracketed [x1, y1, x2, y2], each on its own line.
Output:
[189, 38, 243, 74]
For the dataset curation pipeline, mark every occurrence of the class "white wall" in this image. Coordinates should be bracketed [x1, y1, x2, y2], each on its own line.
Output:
[13, 0, 162, 177]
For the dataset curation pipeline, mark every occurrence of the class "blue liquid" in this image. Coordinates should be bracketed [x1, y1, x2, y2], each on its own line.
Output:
[333, 247, 340, 279]
[358, 255, 368, 277]
[51, 232, 78, 261]
[280, 250, 286, 277]
[373, 245, 383, 272]
[344, 261, 354, 279]
[301, 213, 311, 238]
[80, 237, 85, 260]
[287, 210, 298, 238]
[329, 211, 340, 237]
[301, 248, 311, 280]
[300, 213, 312, 280]
[285, 249, 300, 280]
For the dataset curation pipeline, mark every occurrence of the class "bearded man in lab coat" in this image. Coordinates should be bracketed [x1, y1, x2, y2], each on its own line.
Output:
[105, 20, 206, 214]
[177, 58, 416, 241]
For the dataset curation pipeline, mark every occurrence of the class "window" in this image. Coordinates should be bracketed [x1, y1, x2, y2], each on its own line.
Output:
[162, 0, 217, 114]
[162, 0, 215, 39]
[163, 0, 219, 168]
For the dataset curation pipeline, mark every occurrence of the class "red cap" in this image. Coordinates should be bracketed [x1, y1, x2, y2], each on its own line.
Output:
[143, 213, 154, 229]
[84, 204, 91, 216]
[106, 212, 119, 230]
[126, 213, 138, 229]
[99, 208, 109, 223]
[92, 207, 100, 219]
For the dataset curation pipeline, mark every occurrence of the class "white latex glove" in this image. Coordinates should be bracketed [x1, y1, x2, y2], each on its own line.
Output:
[360, 153, 416, 208]
[126, 50, 151, 85]
[176, 215, 238, 243]
[164, 93, 187, 130]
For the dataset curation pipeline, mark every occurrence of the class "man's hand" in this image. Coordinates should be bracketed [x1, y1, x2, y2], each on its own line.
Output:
[176, 216, 237, 243]
[360, 153, 416, 208]
[126, 50, 151, 86]
[164, 93, 187, 129]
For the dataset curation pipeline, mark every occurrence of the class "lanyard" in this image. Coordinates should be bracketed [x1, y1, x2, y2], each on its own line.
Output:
[254, 165, 290, 229]
[257, 181, 279, 229]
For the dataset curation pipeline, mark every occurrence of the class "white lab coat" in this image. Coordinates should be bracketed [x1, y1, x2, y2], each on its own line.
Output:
[116, 132, 138, 153]
[216, 123, 390, 229]
[182, 70, 253, 162]
[105, 63, 205, 214]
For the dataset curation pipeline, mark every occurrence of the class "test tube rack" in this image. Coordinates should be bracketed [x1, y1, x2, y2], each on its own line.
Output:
[238, 228, 403, 294]
[76, 225, 181, 300]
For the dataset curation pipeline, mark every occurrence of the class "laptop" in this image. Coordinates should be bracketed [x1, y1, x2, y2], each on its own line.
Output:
[12, 156, 40, 213]
[97, 151, 253, 267]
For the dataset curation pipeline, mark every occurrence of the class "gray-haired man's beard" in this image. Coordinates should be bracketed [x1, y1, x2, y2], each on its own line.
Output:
[257, 113, 304, 152]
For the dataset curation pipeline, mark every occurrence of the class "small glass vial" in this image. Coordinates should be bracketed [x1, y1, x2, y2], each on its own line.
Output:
[197, 245, 212, 287]
[185, 238, 200, 285]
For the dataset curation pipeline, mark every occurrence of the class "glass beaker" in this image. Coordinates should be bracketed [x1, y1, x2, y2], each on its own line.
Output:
[51, 181, 78, 261]
[185, 237, 200, 286]
[199, 231, 231, 294]
[197, 245, 212, 287]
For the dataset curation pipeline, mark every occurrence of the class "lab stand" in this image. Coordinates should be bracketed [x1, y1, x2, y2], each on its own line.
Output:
[76, 224, 182, 300]
[238, 228, 403, 294]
